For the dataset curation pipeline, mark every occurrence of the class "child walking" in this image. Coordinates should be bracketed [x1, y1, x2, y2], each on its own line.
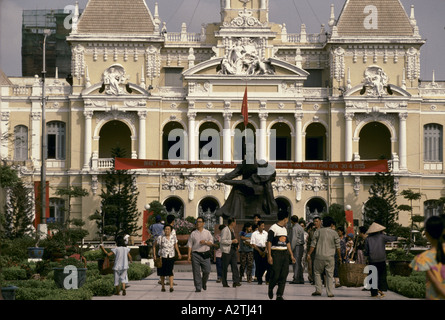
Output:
[100, 236, 133, 296]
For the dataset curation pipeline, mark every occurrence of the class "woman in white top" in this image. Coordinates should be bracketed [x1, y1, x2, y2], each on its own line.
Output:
[153, 224, 182, 292]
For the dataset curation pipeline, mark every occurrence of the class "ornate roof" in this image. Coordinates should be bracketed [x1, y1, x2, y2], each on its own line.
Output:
[335, 0, 414, 37]
[76, 0, 155, 34]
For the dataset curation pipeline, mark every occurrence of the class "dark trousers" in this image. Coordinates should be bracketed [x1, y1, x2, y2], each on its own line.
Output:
[253, 248, 270, 284]
[222, 247, 240, 286]
[191, 252, 211, 291]
[292, 245, 304, 282]
[268, 250, 290, 298]
[370, 261, 388, 296]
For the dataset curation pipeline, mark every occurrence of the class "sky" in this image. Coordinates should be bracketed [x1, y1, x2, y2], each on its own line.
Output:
[0, 0, 444, 79]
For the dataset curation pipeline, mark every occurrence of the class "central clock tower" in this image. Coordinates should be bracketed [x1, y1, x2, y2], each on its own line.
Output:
[220, 0, 269, 25]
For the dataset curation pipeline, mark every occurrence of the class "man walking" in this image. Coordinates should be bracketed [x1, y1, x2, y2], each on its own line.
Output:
[220, 218, 241, 287]
[267, 211, 296, 300]
[187, 217, 213, 292]
[289, 215, 305, 284]
[306, 216, 321, 284]
[250, 220, 269, 285]
[307, 216, 341, 298]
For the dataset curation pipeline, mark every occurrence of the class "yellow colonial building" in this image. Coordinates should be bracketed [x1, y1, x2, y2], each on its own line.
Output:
[1, 0, 444, 240]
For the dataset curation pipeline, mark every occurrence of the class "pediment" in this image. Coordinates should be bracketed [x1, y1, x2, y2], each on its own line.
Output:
[183, 58, 309, 79]
[345, 84, 411, 98]
[81, 82, 150, 96]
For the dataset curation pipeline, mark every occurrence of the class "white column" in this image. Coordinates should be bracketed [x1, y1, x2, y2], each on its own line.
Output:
[225, 0, 231, 9]
[345, 112, 354, 161]
[31, 112, 41, 163]
[138, 111, 147, 159]
[399, 113, 408, 170]
[223, 112, 232, 163]
[83, 111, 93, 170]
[0, 112, 9, 159]
[294, 113, 303, 162]
[258, 113, 268, 161]
[188, 112, 197, 162]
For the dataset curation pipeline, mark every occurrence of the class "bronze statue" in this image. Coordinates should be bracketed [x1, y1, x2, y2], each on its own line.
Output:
[216, 153, 278, 219]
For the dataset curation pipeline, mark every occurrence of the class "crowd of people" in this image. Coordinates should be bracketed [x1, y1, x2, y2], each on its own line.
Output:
[142, 212, 445, 300]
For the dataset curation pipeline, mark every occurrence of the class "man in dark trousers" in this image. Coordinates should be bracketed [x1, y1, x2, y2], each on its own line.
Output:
[220, 217, 241, 288]
[267, 211, 296, 300]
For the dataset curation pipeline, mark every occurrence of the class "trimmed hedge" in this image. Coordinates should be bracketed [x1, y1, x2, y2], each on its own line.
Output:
[128, 262, 151, 280]
[387, 271, 426, 299]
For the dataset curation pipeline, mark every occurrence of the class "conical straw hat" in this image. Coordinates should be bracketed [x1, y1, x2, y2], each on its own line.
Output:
[366, 222, 386, 234]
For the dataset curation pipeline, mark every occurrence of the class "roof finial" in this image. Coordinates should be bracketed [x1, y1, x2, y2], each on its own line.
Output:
[154, 2, 161, 32]
[409, 5, 417, 27]
[72, 1, 79, 33]
[328, 4, 336, 28]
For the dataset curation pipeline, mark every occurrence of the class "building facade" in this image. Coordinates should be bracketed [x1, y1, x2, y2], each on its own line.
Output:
[1, 0, 445, 240]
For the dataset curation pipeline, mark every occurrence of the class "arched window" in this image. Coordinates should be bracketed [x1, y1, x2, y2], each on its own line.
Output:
[305, 123, 326, 160]
[424, 200, 443, 220]
[163, 197, 184, 218]
[359, 122, 391, 160]
[47, 121, 66, 160]
[424, 124, 443, 162]
[14, 125, 28, 161]
[199, 122, 221, 161]
[163, 122, 186, 160]
[234, 123, 256, 162]
[271, 123, 291, 161]
[99, 120, 131, 158]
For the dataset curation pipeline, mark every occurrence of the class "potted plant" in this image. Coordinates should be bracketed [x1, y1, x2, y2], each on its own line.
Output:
[174, 217, 196, 264]
[52, 257, 87, 289]
[387, 248, 415, 276]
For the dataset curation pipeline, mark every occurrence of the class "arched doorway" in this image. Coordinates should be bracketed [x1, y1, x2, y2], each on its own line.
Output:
[162, 121, 185, 160]
[271, 123, 291, 161]
[359, 122, 391, 159]
[199, 122, 221, 161]
[305, 197, 327, 221]
[275, 197, 292, 217]
[99, 120, 131, 158]
[198, 197, 220, 232]
[162, 197, 184, 218]
[305, 123, 326, 160]
[234, 123, 256, 161]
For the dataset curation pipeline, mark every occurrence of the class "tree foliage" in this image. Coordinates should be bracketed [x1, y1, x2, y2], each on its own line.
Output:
[2, 180, 33, 239]
[364, 172, 399, 234]
[322, 203, 346, 230]
[89, 146, 141, 241]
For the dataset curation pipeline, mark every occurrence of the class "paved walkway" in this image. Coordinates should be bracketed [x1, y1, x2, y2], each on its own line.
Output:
[93, 264, 411, 301]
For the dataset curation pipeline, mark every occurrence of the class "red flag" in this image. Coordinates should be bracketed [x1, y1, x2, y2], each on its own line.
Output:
[241, 86, 248, 127]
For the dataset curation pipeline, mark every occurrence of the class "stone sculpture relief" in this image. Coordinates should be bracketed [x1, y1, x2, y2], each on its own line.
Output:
[219, 38, 274, 76]
[102, 64, 129, 95]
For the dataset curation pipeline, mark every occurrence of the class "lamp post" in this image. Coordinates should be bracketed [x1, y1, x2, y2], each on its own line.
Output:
[40, 29, 52, 227]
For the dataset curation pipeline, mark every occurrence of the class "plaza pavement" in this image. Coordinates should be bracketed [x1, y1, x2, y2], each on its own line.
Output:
[93, 264, 412, 301]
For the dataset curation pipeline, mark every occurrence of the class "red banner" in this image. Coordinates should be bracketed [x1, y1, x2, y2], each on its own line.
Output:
[345, 210, 354, 235]
[34, 181, 49, 228]
[114, 158, 389, 172]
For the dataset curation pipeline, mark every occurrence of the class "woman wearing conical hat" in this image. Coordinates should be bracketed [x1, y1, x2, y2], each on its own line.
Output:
[364, 222, 402, 298]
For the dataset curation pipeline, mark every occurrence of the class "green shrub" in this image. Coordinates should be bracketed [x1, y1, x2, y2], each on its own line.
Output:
[3, 266, 28, 280]
[128, 263, 151, 280]
[84, 277, 115, 296]
[387, 271, 426, 299]
[0, 237, 36, 263]
[83, 249, 105, 261]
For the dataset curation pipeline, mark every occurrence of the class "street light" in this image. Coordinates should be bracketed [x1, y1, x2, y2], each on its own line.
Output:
[39, 28, 52, 229]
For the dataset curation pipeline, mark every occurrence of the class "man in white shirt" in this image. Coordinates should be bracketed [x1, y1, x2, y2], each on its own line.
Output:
[267, 211, 296, 300]
[250, 220, 269, 285]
